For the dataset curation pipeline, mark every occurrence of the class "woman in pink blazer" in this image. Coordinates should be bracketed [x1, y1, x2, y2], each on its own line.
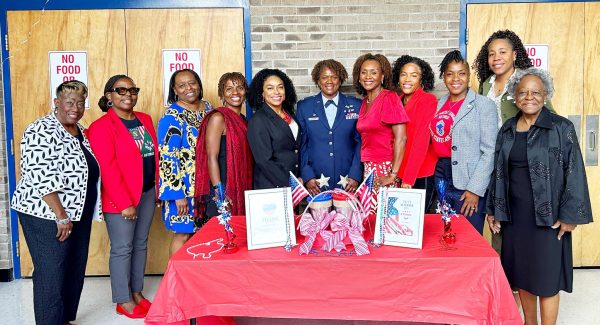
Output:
[88, 74, 159, 319]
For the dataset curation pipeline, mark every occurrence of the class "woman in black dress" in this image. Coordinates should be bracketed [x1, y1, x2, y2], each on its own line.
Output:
[486, 68, 592, 324]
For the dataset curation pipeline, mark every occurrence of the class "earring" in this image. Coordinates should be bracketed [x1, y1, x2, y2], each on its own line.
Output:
[53, 108, 58, 114]
[174, 95, 179, 101]
[107, 100, 113, 107]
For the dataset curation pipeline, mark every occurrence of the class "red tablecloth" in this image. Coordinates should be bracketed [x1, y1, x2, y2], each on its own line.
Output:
[146, 215, 521, 325]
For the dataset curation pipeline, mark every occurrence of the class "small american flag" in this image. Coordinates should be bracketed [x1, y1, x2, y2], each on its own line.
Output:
[131, 126, 146, 150]
[355, 170, 375, 212]
[289, 172, 309, 207]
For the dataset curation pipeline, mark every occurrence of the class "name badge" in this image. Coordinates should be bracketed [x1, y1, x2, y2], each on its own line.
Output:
[308, 117, 319, 121]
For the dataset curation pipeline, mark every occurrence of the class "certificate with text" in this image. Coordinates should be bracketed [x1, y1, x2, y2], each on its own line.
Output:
[374, 188, 425, 249]
[245, 188, 296, 250]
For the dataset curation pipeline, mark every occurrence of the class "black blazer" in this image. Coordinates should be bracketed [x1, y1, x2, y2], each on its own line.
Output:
[247, 103, 301, 189]
[486, 107, 593, 226]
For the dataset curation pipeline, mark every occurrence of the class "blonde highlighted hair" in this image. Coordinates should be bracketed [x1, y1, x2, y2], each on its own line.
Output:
[55, 80, 88, 98]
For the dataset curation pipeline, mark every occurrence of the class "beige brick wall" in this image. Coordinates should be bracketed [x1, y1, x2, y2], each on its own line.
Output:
[249, 0, 460, 99]
[0, 0, 461, 270]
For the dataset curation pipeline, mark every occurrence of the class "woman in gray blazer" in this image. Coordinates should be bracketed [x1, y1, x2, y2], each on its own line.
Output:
[429, 50, 498, 234]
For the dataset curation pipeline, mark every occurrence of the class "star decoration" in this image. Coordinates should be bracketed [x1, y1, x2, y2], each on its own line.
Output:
[316, 173, 330, 188]
[337, 175, 349, 188]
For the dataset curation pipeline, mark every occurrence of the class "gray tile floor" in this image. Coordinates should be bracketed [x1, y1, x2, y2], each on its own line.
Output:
[1, 269, 599, 324]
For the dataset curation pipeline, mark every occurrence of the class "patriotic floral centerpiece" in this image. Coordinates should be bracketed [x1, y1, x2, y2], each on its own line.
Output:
[290, 171, 375, 256]
[435, 179, 458, 244]
[212, 182, 238, 253]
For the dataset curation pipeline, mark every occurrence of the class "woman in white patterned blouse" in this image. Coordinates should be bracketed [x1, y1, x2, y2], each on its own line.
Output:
[11, 80, 102, 325]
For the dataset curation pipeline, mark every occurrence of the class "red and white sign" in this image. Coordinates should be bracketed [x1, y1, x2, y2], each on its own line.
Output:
[524, 44, 549, 71]
[48, 51, 89, 108]
[162, 49, 202, 106]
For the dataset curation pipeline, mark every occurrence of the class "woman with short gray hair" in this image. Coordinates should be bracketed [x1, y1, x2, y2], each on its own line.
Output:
[486, 68, 592, 324]
[506, 68, 555, 102]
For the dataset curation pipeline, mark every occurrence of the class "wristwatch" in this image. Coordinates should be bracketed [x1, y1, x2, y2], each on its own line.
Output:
[55, 217, 71, 225]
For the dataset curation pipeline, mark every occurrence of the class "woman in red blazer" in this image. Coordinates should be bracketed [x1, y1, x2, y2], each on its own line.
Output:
[88, 74, 159, 319]
[391, 55, 438, 212]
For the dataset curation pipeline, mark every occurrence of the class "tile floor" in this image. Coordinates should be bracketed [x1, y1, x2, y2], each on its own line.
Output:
[1, 269, 599, 324]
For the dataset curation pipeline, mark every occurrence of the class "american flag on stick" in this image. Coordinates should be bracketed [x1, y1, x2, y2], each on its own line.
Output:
[289, 172, 310, 207]
[355, 170, 375, 212]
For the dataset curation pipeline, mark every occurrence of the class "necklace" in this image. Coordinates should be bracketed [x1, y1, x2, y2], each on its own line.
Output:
[279, 110, 292, 124]
[366, 87, 383, 104]
[178, 100, 202, 112]
[272, 106, 292, 124]
[447, 97, 464, 111]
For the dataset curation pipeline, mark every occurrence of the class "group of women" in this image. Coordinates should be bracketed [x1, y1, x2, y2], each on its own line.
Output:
[11, 29, 592, 325]
[11, 69, 252, 323]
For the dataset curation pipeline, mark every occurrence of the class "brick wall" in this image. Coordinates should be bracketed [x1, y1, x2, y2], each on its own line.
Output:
[0, 0, 461, 272]
[249, 0, 460, 99]
[0, 63, 12, 270]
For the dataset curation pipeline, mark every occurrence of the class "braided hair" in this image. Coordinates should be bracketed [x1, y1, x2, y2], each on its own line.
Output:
[439, 50, 468, 78]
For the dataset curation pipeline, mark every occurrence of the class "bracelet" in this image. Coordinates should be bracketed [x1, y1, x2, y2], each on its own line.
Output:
[55, 217, 71, 225]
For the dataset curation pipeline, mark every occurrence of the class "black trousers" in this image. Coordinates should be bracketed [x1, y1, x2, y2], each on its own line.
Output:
[434, 158, 486, 234]
[18, 212, 93, 325]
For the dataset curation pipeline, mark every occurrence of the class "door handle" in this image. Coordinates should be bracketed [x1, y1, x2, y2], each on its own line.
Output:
[585, 115, 598, 166]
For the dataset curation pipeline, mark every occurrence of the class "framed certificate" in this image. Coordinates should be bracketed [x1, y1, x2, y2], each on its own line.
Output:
[374, 188, 425, 249]
[245, 188, 296, 250]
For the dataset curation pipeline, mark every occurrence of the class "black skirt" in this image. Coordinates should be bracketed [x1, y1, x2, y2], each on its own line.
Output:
[501, 131, 572, 296]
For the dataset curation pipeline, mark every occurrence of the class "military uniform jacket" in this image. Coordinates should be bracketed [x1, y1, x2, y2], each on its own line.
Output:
[486, 107, 593, 226]
[296, 92, 362, 185]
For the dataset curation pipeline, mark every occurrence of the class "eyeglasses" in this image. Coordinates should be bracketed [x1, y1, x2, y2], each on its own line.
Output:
[516, 90, 544, 99]
[111, 87, 140, 95]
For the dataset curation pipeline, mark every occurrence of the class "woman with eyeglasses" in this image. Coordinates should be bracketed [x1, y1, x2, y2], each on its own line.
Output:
[88, 74, 159, 319]
[158, 69, 213, 256]
[486, 68, 592, 324]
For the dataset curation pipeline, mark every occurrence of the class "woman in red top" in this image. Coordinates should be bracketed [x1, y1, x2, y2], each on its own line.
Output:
[353, 53, 409, 193]
[391, 55, 438, 211]
[429, 51, 498, 234]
